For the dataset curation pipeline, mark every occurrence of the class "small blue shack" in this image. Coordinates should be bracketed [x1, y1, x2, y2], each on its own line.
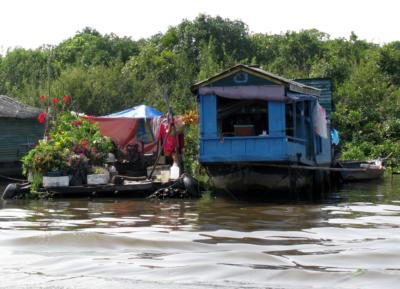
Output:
[191, 65, 332, 194]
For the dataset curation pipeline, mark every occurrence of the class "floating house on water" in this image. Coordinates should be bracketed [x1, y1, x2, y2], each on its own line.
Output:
[0, 95, 44, 176]
[191, 65, 333, 194]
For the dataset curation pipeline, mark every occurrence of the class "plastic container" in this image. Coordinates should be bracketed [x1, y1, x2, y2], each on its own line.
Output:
[87, 174, 109, 185]
[170, 163, 180, 180]
[160, 170, 170, 183]
[147, 165, 170, 179]
[43, 176, 69, 188]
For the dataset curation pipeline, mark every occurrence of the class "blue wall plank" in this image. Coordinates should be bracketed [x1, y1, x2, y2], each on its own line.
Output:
[268, 101, 285, 136]
[200, 136, 290, 163]
[200, 94, 217, 138]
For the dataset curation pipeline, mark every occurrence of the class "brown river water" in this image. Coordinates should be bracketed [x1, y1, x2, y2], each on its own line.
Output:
[1, 176, 400, 289]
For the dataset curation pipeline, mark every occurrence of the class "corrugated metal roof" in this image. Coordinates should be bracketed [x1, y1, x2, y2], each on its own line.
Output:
[191, 64, 321, 97]
[295, 78, 332, 116]
[0, 95, 42, 119]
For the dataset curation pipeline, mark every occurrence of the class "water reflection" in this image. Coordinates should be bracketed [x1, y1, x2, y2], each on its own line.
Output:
[0, 176, 400, 288]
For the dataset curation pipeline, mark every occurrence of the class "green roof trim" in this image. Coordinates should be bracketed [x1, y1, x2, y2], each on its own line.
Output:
[295, 78, 332, 116]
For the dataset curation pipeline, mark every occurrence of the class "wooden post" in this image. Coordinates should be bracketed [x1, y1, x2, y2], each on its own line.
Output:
[141, 141, 145, 169]
[289, 166, 299, 201]
[44, 49, 52, 137]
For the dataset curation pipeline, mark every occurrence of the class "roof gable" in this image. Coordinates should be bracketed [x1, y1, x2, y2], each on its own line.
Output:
[210, 70, 278, 87]
[191, 64, 321, 97]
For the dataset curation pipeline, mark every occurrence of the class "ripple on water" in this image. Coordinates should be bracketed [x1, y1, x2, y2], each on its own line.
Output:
[1, 177, 400, 288]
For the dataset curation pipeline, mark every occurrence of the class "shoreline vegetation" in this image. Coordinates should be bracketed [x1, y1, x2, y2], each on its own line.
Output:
[1, 14, 400, 176]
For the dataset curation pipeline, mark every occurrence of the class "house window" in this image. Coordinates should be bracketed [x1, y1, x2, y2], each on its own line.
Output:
[233, 72, 248, 84]
[217, 97, 268, 137]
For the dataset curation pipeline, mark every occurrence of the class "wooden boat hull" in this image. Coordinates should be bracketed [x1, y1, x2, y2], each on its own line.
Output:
[2, 181, 157, 199]
[205, 163, 316, 195]
[341, 168, 384, 181]
[339, 160, 385, 182]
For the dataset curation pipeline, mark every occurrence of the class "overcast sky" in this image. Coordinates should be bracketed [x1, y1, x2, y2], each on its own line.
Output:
[1, 0, 399, 54]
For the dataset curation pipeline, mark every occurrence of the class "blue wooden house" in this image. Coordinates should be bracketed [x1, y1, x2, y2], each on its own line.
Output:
[191, 65, 332, 194]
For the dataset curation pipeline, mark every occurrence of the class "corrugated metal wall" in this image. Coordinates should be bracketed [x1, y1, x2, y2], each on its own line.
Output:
[0, 119, 44, 162]
[295, 78, 332, 116]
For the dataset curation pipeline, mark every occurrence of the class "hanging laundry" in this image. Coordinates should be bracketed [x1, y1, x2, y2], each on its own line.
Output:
[312, 102, 328, 138]
[159, 121, 185, 156]
[136, 118, 156, 144]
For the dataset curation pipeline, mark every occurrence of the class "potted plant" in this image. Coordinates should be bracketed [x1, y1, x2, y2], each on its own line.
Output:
[87, 166, 110, 185]
[21, 140, 70, 189]
[21, 96, 113, 195]
[67, 153, 89, 186]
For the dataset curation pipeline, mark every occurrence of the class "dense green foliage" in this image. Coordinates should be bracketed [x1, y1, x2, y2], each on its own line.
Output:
[2, 14, 400, 164]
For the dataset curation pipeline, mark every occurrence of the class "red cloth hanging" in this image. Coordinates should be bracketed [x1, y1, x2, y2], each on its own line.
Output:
[159, 122, 184, 156]
[86, 116, 159, 153]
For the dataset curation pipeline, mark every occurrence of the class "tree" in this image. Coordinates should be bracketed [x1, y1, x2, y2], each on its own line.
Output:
[0, 47, 51, 101]
[54, 27, 139, 67]
[1, 15, 400, 163]
[160, 14, 253, 69]
[378, 41, 400, 85]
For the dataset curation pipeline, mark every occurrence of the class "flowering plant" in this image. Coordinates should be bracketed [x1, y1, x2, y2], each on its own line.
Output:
[22, 95, 113, 192]
[181, 109, 199, 125]
[35, 95, 71, 126]
[37, 112, 47, 124]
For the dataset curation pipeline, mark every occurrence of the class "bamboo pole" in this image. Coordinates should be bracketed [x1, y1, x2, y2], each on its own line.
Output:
[44, 47, 52, 137]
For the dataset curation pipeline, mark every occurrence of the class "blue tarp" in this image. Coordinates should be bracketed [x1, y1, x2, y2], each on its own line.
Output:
[105, 105, 162, 119]
[331, 129, 339, 145]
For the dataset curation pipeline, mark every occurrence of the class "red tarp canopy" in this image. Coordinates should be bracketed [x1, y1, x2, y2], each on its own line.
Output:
[86, 116, 159, 153]
[86, 115, 184, 156]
